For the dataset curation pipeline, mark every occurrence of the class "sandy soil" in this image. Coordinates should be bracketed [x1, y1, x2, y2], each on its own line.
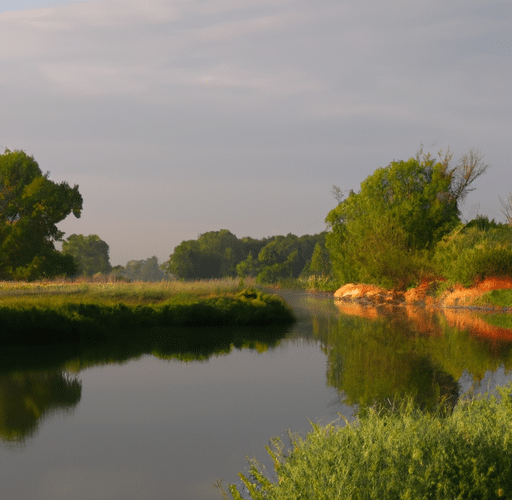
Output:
[334, 277, 512, 309]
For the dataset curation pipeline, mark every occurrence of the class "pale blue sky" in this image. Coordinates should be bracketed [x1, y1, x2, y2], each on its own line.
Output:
[0, 0, 86, 12]
[0, 0, 511, 266]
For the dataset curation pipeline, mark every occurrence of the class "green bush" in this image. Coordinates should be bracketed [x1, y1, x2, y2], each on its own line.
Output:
[434, 224, 512, 286]
[223, 384, 512, 500]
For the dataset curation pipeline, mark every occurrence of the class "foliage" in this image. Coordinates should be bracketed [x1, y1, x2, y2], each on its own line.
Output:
[433, 220, 512, 286]
[62, 234, 112, 277]
[0, 281, 295, 344]
[166, 230, 325, 284]
[325, 148, 488, 289]
[223, 383, 512, 500]
[112, 256, 170, 282]
[166, 230, 270, 280]
[0, 149, 83, 280]
[256, 233, 324, 284]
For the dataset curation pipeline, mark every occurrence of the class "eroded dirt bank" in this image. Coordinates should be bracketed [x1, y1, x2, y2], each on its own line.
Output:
[334, 277, 512, 310]
[333, 278, 512, 341]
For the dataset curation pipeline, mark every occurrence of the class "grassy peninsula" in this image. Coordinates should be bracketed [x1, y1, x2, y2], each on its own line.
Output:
[0, 278, 295, 345]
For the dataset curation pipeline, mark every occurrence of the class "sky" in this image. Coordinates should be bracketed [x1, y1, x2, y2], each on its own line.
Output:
[0, 0, 511, 266]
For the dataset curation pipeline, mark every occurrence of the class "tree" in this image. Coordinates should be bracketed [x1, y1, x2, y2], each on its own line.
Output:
[166, 230, 245, 280]
[62, 234, 112, 276]
[0, 149, 83, 280]
[500, 192, 512, 226]
[255, 233, 321, 283]
[326, 148, 489, 289]
[113, 256, 169, 281]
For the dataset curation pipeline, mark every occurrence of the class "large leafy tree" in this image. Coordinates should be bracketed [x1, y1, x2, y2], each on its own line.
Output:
[62, 234, 112, 276]
[0, 149, 83, 280]
[325, 148, 488, 288]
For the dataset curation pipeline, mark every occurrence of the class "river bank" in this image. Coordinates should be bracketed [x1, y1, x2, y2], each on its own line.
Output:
[0, 280, 295, 345]
[334, 277, 512, 311]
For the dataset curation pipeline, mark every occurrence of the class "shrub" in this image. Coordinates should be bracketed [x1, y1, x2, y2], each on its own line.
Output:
[223, 384, 512, 500]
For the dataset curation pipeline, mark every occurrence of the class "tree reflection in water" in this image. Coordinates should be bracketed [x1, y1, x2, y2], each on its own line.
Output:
[0, 371, 81, 444]
[313, 301, 512, 412]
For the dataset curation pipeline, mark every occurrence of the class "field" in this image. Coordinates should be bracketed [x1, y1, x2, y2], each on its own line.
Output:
[0, 278, 295, 345]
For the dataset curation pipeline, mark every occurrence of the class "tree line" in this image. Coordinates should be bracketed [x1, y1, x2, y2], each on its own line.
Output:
[2, 146, 511, 287]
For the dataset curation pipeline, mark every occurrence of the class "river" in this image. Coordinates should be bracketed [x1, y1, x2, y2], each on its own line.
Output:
[1, 290, 512, 499]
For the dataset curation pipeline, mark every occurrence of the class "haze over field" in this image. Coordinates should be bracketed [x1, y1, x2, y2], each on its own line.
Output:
[1, 0, 511, 265]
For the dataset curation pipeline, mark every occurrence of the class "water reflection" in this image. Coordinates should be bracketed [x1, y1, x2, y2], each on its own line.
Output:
[0, 324, 290, 445]
[0, 371, 81, 444]
[313, 300, 512, 411]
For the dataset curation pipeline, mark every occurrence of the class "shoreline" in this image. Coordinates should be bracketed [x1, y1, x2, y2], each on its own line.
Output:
[333, 277, 512, 312]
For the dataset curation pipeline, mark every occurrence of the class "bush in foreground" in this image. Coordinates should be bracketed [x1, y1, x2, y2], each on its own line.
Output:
[222, 384, 512, 500]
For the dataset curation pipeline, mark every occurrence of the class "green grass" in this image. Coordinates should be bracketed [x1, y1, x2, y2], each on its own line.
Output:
[221, 383, 512, 500]
[475, 289, 512, 309]
[0, 279, 295, 345]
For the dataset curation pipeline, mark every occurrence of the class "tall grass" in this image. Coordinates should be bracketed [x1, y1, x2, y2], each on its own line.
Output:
[222, 383, 512, 500]
[0, 279, 295, 345]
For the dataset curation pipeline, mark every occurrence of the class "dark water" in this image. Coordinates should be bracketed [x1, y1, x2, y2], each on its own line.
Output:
[2, 290, 512, 499]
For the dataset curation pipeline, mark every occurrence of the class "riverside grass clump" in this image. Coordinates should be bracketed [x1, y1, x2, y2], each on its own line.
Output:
[0, 279, 295, 345]
[222, 384, 512, 500]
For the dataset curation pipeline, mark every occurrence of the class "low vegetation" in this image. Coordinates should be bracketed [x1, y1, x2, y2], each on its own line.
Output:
[221, 384, 512, 500]
[0, 279, 295, 345]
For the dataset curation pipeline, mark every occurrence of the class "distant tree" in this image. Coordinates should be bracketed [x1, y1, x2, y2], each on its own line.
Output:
[115, 256, 169, 281]
[0, 149, 83, 280]
[166, 230, 243, 280]
[62, 234, 112, 277]
[236, 251, 256, 278]
[256, 233, 322, 283]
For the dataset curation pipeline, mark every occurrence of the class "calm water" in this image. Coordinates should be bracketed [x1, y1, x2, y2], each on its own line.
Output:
[2, 290, 512, 499]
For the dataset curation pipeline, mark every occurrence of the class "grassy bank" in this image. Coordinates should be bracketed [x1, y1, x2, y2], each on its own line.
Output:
[0, 279, 295, 345]
[222, 383, 512, 500]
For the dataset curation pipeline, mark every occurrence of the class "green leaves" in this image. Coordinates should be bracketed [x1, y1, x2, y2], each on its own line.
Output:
[326, 154, 473, 289]
[62, 234, 112, 277]
[0, 149, 83, 280]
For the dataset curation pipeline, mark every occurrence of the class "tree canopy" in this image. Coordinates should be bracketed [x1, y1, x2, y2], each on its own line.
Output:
[62, 234, 112, 277]
[0, 149, 83, 280]
[325, 148, 488, 288]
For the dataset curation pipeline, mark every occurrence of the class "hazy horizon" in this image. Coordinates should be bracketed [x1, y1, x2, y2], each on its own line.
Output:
[1, 0, 511, 266]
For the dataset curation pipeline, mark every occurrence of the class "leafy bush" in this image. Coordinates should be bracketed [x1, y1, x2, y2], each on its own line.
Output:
[434, 224, 512, 285]
[223, 384, 512, 500]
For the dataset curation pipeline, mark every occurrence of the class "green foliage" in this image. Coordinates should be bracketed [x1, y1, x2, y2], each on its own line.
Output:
[325, 149, 488, 289]
[256, 233, 324, 284]
[112, 256, 169, 282]
[225, 384, 512, 500]
[166, 230, 270, 280]
[326, 155, 463, 289]
[434, 222, 512, 286]
[0, 149, 83, 280]
[62, 234, 112, 277]
[166, 230, 326, 285]
[0, 283, 295, 345]
[476, 289, 512, 309]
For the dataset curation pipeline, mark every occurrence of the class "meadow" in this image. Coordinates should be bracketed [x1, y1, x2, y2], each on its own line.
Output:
[0, 278, 295, 345]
